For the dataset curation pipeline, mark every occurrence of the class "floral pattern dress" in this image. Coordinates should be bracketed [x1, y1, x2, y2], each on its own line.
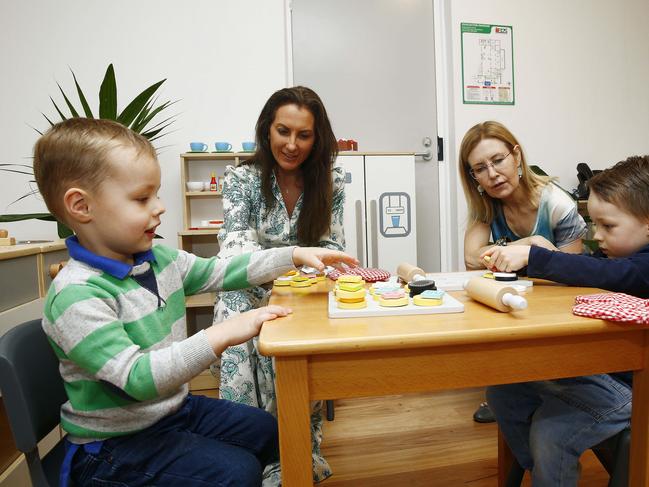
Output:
[211, 162, 345, 485]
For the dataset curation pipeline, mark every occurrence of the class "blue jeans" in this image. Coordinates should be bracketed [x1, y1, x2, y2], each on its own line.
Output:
[487, 374, 631, 487]
[71, 394, 279, 487]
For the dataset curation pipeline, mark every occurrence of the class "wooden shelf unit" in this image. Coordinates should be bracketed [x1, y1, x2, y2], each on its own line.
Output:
[179, 152, 253, 310]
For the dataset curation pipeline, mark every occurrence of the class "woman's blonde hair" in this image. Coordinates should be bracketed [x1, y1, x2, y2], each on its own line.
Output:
[458, 121, 550, 223]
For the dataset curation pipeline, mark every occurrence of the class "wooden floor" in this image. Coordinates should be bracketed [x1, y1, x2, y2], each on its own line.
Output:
[319, 388, 609, 486]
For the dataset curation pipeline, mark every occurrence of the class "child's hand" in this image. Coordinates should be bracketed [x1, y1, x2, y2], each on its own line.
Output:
[481, 245, 531, 273]
[292, 247, 359, 272]
[206, 305, 292, 354]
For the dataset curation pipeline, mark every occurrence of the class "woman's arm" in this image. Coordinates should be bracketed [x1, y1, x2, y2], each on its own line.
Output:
[464, 222, 495, 269]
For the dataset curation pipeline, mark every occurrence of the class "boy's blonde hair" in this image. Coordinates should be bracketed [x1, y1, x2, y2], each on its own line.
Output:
[458, 121, 551, 224]
[33, 118, 156, 221]
[589, 155, 649, 220]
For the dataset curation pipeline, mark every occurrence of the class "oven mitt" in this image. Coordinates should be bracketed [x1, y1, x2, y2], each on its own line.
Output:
[573, 293, 649, 324]
[327, 267, 391, 282]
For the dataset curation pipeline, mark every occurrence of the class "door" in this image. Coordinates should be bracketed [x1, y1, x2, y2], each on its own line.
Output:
[290, 0, 441, 272]
[338, 154, 367, 266]
[364, 155, 417, 274]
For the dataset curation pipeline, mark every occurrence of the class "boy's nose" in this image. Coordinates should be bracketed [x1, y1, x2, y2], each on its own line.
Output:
[154, 200, 166, 216]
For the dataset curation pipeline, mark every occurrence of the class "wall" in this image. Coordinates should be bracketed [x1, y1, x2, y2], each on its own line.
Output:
[447, 0, 649, 269]
[0, 0, 289, 243]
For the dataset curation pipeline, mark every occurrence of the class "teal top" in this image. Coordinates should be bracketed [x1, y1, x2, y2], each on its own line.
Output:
[491, 183, 587, 248]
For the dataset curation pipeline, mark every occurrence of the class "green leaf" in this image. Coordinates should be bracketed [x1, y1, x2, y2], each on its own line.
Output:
[0, 168, 33, 176]
[141, 119, 175, 140]
[50, 96, 68, 121]
[130, 99, 154, 133]
[70, 68, 94, 118]
[57, 221, 74, 238]
[99, 64, 118, 120]
[41, 113, 55, 128]
[57, 82, 79, 118]
[134, 100, 177, 134]
[0, 213, 57, 223]
[117, 79, 166, 128]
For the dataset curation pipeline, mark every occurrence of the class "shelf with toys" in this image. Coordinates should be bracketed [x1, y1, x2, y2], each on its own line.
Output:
[179, 151, 254, 315]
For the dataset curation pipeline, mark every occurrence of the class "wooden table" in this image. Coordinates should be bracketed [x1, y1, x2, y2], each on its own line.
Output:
[259, 280, 649, 486]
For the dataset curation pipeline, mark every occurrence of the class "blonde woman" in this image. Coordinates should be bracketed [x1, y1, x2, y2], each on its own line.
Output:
[458, 121, 587, 422]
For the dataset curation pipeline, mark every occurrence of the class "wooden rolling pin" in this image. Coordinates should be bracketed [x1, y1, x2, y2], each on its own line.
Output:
[463, 276, 527, 312]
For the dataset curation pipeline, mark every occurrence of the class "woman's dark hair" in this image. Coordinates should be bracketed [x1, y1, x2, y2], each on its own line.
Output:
[248, 86, 338, 245]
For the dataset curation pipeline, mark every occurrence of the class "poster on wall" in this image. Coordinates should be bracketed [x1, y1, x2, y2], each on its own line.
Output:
[461, 23, 514, 105]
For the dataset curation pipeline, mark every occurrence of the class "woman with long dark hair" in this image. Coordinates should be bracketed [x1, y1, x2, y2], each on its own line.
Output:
[212, 86, 345, 484]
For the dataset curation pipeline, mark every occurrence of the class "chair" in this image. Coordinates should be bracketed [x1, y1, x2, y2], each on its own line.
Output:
[0, 319, 68, 487]
[505, 428, 631, 487]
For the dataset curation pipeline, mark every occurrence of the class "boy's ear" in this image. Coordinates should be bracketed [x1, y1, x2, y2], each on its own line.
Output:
[63, 187, 92, 224]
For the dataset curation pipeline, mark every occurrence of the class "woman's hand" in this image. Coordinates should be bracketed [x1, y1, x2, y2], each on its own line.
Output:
[292, 247, 359, 272]
[206, 305, 292, 354]
[481, 245, 532, 273]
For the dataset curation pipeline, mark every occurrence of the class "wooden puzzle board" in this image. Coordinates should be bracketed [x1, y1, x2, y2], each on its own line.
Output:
[328, 291, 465, 319]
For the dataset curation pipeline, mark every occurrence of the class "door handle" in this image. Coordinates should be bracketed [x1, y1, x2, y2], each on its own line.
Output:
[369, 200, 379, 268]
[354, 200, 365, 266]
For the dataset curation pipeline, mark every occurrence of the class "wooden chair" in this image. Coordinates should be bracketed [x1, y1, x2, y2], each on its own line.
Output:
[0, 319, 67, 487]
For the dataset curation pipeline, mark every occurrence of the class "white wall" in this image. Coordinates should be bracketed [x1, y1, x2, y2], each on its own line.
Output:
[448, 0, 649, 269]
[0, 0, 289, 243]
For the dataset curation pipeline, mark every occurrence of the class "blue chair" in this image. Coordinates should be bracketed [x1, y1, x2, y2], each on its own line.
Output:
[505, 428, 630, 487]
[0, 319, 67, 487]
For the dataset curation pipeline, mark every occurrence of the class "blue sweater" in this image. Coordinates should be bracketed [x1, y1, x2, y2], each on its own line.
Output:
[527, 243, 649, 385]
[528, 244, 649, 298]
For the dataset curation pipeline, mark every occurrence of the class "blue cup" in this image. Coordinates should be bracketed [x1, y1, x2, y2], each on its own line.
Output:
[241, 141, 256, 152]
[215, 142, 232, 152]
[391, 215, 400, 227]
[189, 142, 208, 152]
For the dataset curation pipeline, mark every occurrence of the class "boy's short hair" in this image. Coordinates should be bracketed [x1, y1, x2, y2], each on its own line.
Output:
[589, 155, 649, 220]
[33, 118, 156, 221]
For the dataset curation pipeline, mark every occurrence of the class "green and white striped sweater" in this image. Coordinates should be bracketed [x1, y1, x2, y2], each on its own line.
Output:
[42, 244, 295, 442]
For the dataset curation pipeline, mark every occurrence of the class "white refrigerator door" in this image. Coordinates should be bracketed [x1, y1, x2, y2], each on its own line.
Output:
[364, 155, 417, 274]
[338, 155, 367, 267]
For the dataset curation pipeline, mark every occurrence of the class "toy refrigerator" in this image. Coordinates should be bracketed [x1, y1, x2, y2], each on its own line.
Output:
[339, 154, 417, 275]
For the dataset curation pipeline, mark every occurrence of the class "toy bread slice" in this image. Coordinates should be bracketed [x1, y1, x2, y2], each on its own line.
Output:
[338, 274, 363, 283]
[378, 296, 409, 307]
[337, 299, 367, 309]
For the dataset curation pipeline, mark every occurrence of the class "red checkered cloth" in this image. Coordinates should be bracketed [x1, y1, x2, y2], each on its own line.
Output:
[327, 267, 391, 283]
[572, 293, 649, 324]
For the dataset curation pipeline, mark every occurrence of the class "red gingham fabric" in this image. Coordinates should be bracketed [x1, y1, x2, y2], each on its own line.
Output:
[572, 293, 649, 324]
[327, 267, 391, 283]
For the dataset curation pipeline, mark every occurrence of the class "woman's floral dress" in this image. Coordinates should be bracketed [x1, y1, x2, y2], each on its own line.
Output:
[211, 162, 345, 484]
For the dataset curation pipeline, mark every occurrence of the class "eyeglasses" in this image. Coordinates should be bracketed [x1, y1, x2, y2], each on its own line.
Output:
[469, 151, 512, 180]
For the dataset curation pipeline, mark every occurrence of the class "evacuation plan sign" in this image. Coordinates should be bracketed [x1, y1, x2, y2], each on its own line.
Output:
[461, 23, 515, 105]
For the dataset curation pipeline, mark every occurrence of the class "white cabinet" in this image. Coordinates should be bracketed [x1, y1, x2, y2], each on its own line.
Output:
[339, 153, 417, 274]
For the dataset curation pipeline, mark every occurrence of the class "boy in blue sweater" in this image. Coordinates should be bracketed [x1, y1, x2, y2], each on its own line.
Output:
[33, 118, 358, 487]
[481, 155, 649, 486]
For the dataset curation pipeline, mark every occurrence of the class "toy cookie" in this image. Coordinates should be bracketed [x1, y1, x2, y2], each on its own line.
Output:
[413, 289, 445, 306]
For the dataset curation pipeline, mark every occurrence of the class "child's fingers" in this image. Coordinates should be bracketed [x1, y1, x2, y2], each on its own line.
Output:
[263, 305, 292, 316]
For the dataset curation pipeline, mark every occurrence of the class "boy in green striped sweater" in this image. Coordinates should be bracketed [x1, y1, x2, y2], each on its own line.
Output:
[33, 118, 357, 487]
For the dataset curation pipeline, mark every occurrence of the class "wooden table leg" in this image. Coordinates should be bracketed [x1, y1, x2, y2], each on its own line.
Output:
[498, 427, 515, 487]
[275, 356, 312, 486]
[630, 363, 649, 486]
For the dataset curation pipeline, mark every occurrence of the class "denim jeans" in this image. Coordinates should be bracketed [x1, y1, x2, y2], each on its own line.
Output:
[487, 374, 631, 487]
[71, 394, 279, 487]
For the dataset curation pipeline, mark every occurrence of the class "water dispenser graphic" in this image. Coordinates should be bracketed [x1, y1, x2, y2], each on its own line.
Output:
[379, 192, 411, 238]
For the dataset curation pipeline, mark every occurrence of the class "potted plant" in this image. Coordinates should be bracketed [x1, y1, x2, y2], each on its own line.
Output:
[0, 64, 177, 238]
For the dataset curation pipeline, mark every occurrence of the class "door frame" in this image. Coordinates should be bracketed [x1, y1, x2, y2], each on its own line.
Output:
[283, 0, 457, 272]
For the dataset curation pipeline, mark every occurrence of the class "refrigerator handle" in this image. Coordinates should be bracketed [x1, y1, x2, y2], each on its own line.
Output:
[354, 200, 365, 266]
[369, 199, 379, 268]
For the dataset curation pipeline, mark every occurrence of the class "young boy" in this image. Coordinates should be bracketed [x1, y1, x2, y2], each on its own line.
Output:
[33, 118, 358, 487]
[481, 155, 649, 486]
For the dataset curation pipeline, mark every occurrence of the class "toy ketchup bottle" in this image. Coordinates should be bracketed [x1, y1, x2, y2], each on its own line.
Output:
[210, 172, 218, 192]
